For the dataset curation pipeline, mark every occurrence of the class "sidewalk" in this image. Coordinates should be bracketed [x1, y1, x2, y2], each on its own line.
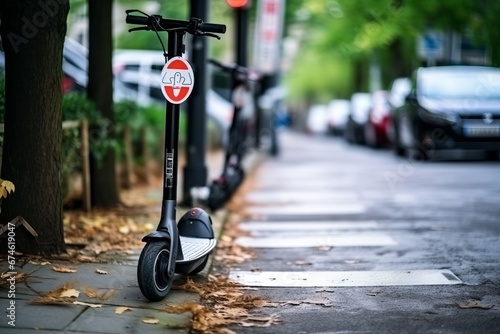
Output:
[0, 148, 266, 333]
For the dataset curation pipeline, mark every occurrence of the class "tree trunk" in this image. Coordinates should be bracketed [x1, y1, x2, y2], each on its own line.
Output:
[0, 0, 70, 255]
[388, 38, 409, 79]
[353, 57, 368, 92]
[87, 0, 120, 207]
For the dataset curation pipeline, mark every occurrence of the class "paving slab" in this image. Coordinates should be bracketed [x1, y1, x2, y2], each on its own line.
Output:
[66, 304, 190, 334]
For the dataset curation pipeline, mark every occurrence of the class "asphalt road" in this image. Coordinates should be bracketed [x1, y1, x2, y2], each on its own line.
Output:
[212, 130, 500, 334]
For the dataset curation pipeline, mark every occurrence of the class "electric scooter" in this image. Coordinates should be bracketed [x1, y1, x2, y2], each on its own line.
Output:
[125, 10, 226, 301]
[205, 59, 257, 211]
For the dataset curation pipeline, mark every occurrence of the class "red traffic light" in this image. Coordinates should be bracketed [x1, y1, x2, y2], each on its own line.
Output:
[226, 0, 249, 9]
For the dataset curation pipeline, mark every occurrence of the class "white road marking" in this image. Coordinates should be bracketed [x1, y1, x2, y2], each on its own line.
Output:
[235, 234, 397, 248]
[239, 221, 379, 232]
[228, 270, 462, 287]
[248, 203, 366, 215]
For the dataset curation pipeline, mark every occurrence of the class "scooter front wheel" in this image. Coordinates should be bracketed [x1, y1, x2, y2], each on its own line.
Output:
[137, 241, 174, 301]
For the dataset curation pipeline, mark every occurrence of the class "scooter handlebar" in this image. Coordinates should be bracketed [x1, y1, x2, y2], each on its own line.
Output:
[125, 14, 149, 26]
[199, 22, 226, 34]
[126, 11, 226, 36]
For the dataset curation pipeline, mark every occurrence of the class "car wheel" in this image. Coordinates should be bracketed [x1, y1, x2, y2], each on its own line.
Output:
[364, 123, 377, 148]
[392, 120, 405, 157]
[344, 118, 354, 143]
[485, 150, 499, 161]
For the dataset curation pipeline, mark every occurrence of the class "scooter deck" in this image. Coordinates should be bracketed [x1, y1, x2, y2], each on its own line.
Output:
[177, 236, 217, 263]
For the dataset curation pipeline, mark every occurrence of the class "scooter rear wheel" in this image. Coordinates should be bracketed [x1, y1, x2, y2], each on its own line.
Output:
[186, 255, 209, 276]
[137, 241, 174, 301]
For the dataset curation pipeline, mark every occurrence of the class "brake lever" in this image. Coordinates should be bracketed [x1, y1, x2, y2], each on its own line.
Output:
[128, 26, 150, 33]
[195, 31, 221, 40]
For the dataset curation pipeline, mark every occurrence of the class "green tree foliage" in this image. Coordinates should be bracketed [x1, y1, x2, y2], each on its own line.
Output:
[115, 0, 188, 50]
[284, 0, 500, 103]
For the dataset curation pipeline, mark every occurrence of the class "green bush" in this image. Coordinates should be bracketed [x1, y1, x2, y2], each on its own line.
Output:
[62, 92, 118, 165]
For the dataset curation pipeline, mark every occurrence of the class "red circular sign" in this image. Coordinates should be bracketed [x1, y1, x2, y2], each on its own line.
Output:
[160, 57, 195, 104]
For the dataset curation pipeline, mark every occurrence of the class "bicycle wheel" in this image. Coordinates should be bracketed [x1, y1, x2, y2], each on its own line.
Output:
[137, 240, 174, 301]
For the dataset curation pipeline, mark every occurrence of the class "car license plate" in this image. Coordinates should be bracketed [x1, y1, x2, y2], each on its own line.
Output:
[463, 126, 500, 137]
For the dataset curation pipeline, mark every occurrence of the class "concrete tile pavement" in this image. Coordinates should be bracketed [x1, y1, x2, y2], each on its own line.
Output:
[0, 211, 218, 333]
[0, 148, 266, 333]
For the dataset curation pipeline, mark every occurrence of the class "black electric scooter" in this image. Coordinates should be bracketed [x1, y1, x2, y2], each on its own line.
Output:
[205, 59, 257, 211]
[125, 10, 226, 301]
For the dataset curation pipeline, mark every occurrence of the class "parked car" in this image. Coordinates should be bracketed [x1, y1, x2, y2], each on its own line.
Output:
[388, 77, 412, 111]
[391, 65, 500, 160]
[326, 99, 350, 136]
[306, 104, 328, 135]
[364, 90, 391, 148]
[113, 49, 233, 147]
[344, 92, 372, 144]
[0, 37, 136, 100]
[387, 77, 411, 146]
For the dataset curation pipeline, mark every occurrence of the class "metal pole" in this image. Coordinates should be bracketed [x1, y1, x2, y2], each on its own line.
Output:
[236, 8, 248, 67]
[182, 0, 210, 206]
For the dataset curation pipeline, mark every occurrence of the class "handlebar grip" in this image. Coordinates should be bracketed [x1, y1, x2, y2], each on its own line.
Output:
[126, 15, 149, 25]
[199, 22, 226, 34]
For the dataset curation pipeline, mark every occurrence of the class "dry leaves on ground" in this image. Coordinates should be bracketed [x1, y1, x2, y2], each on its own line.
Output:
[52, 266, 77, 273]
[0, 272, 28, 288]
[115, 306, 133, 314]
[213, 214, 254, 266]
[142, 318, 160, 324]
[31, 281, 79, 304]
[81, 285, 115, 301]
[167, 275, 280, 333]
[30, 282, 114, 305]
[457, 300, 495, 309]
[64, 213, 152, 255]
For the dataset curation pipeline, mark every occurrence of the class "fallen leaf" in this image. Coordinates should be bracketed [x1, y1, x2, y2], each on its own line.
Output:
[142, 318, 159, 324]
[76, 255, 98, 263]
[115, 307, 133, 314]
[0, 272, 28, 288]
[31, 282, 78, 304]
[60, 289, 80, 298]
[1, 180, 15, 194]
[96, 269, 108, 275]
[457, 301, 494, 309]
[81, 286, 115, 301]
[367, 291, 380, 297]
[52, 266, 77, 273]
[29, 261, 51, 266]
[118, 225, 130, 234]
[73, 301, 102, 308]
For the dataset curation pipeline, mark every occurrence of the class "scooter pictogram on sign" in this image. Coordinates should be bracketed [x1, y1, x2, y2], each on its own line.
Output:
[161, 56, 194, 104]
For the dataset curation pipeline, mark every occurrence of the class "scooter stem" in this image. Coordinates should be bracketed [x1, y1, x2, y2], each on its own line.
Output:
[156, 199, 178, 276]
[157, 28, 185, 276]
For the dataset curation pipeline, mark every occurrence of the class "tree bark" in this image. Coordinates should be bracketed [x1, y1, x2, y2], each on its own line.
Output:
[87, 0, 120, 207]
[0, 0, 70, 255]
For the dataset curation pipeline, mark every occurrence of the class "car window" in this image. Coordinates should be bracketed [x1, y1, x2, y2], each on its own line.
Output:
[419, 71, 500, 99]
[124, 64, 140, 71]
[152, 64, 164, 73]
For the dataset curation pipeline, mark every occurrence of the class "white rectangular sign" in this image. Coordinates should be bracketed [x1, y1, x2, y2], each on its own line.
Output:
[254, 0, 285, 73]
